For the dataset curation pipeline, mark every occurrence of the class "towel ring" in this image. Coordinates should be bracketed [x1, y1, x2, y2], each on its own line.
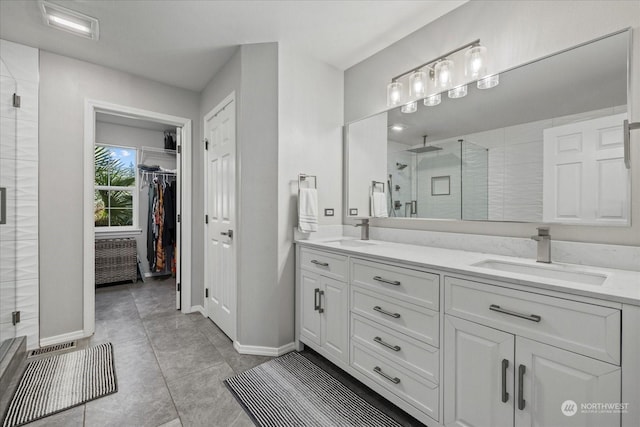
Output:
[298, 173, 317, 190]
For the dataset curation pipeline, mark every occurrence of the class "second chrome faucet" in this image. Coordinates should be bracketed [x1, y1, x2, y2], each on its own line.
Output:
[531, 226, 551, 263]
[355, 218, 370, 240]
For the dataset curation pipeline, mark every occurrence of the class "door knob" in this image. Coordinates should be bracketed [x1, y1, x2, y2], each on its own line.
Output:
[220, 230, 233, 239]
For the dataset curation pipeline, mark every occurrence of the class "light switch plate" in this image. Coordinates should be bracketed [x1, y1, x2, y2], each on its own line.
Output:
[324, 208, 334, 216]
[349, 208, 358, 216]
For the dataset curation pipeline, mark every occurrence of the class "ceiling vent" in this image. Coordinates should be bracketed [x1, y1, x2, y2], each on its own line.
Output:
[39, 1, 99, 40]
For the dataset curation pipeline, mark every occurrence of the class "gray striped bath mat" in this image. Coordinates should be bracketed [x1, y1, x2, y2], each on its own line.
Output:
[225, 351, 402, 427]
[2, 342, 117, 427]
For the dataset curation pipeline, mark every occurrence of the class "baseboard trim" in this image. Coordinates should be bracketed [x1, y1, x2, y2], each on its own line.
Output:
[39, 330, 86, 348]
[189, 305, 206, 316]
[233, 341, 296, 357]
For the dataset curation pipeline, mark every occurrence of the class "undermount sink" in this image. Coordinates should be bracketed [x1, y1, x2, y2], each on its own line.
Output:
[324, 239, 378, 248]
[472, 259, 608, 286]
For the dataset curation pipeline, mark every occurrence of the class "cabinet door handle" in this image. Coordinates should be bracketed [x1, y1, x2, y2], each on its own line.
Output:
[373, 366, 401, 384]
[314, 288, 320, 311]
[311, 259, 329, 267]
[318, 290, 325, 314]
[374, 336, 401, 352]
[373, 276, 401, 286]
[490, 304, 541, 323]
[501, 359, 509, 403]
[373, 306, 401, 318]
[518, 364, 526, 410]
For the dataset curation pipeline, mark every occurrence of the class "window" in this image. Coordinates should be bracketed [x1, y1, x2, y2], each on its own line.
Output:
[94, 144, 137, 229]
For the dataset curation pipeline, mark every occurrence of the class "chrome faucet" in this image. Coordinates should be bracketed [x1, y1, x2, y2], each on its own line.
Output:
[531, 227, 551, 263]
[354, 218, 370, 240]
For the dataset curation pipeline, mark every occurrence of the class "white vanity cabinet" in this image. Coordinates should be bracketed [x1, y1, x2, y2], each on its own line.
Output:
[444, 276, 622, 427]
[295, 241, 637, 427]
[298, 248, 349, 365]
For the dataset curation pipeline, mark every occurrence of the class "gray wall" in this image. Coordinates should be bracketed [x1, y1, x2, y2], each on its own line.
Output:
[199, 43, 281, 347]
[278, 45, 344, 347]
[39, 51, 200, 340]
[344, 0, 640, 245]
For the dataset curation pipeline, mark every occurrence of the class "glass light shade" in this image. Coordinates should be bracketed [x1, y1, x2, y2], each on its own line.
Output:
[387, 81, 403, 107]
[434, 59, 454, 89]
[409, 69, 427, 99]
[465, 45, 487, 79]
[400, 101, 417, 114]
[448, 85, 468, 99]
[477, 73, 500, 89]
[423, 93, 441, 107]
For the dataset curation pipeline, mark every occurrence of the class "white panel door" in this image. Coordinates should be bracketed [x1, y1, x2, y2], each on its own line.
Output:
[204, 96, 236, 340]
[444, 315, 515, 427]
[175, 127, 182, 310]
[515, 336, 621, 427]
[299, 270, 321, 346]
[321, 276, 348, 363]
[543, 113, 629, 224]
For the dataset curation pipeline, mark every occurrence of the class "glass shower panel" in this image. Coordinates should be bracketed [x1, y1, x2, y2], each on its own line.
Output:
[0, 58, 18, 345]
[462, 140, 489, 220]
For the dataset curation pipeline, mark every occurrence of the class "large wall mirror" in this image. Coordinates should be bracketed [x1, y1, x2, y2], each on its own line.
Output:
[346, 29, 631, 226]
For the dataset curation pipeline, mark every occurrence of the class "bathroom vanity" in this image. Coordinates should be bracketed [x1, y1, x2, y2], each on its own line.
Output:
[294, 238, 640, 427]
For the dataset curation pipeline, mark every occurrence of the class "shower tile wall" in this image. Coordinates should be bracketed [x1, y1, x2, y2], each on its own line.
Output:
[416, 141, 461, 219]
[462, 142, 488, 220]
[0, 39, 39, 348]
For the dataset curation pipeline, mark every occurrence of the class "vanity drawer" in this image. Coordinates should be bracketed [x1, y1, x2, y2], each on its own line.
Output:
[445, 277, 621, 364]
[351, 286, 439, 347]
[351, 258, 439, 310]
[300, 247, 347, 281]
[351, 314, 439, 384]
[351, 343, 439, 421]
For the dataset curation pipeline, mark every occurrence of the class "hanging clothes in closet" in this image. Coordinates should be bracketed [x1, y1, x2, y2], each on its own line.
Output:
[146, 174, 177, 275]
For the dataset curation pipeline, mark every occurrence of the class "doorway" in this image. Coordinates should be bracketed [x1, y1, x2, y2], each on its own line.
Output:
[204, 93, 237, 341]
[83, 100, 193, 338]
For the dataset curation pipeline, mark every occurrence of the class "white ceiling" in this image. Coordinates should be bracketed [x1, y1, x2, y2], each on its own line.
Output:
[0, 0, 467, 92]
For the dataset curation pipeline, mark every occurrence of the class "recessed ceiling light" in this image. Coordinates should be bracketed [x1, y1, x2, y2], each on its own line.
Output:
[39, 1, 99, 40]
[388, 124, 406, 132]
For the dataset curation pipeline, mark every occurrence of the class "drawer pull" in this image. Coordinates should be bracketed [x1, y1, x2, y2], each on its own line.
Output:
[489, 304, 541, 323]
[373, 366, 401, 384]
[501, 359, 509, 403]
[373, 306, 401, 319]
[374, 336, 401, 352]
[373, 276, 401, 286]
[518, 364, 526, 410]
[310, 259, 329, 267]
[314, 288, 320, 311]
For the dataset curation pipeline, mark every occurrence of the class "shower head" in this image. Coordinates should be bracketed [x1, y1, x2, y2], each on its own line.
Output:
[406, 134, 442, 153]
[406, 145, 443, 153]
[396, 162, 408, 170]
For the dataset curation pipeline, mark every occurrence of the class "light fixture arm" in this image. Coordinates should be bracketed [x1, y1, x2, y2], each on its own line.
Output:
[391, 39, 481, 82]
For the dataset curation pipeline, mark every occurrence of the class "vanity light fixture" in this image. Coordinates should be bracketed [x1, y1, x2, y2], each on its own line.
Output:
[386, 81, 403, 107]
[423, 94, 441, 107]
[385, 39, 497, 108]
[409, 69, 428, 99]
[434, 59, 454, 90]
[464, 44, 487, 79]
[448, 84, 468, 99]
[477, 74, 500, 89]
[39, 1, 100, 40]
[400, 101, 418, 114]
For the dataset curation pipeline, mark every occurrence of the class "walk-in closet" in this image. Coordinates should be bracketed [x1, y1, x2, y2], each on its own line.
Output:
[93, 112, 182, 300]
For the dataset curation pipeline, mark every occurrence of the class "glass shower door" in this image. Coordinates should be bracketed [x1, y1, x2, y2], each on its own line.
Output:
[0, 59, 18, 347]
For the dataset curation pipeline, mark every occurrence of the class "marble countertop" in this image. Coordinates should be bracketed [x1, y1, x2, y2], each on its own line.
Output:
[295, 237, 640, 306]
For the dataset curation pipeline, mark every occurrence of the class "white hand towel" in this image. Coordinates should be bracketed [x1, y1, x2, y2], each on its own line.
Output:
[371, 192, 388, 218]
[298, 188, 319, 232]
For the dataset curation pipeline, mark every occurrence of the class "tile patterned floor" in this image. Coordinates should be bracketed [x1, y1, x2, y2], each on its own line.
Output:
[21, 278, 424, 427]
